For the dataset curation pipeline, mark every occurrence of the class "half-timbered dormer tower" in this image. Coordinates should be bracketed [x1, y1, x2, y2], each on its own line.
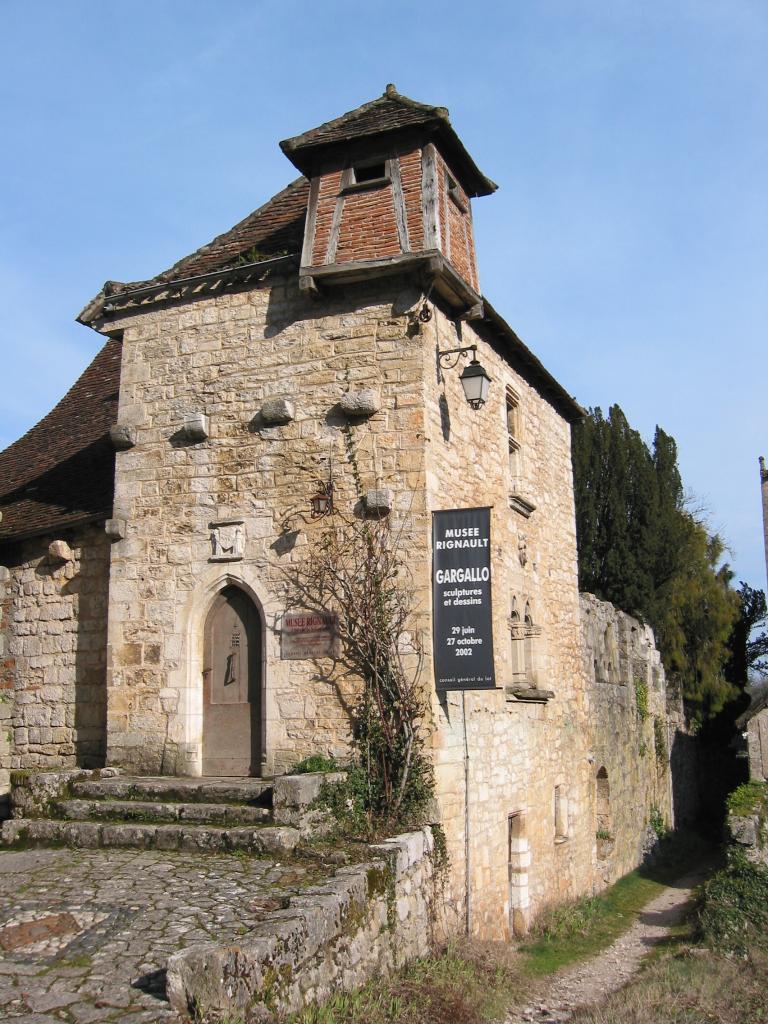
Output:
[280, 84, 496, 314]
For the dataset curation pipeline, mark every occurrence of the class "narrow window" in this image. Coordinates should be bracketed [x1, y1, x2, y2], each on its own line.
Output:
[510, 597, 526, 683]
[506, 387, 521, 484]
[596, 767, 612, 858]
[446, 171, 468, 212]
[508, 812, 530, 936]
[555, 786, 569, 842]
[524, 602, 536, 684]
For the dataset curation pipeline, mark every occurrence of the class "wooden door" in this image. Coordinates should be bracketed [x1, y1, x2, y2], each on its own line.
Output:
[202, 586, 262, 776]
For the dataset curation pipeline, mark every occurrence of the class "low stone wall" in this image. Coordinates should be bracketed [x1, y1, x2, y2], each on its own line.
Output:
[166, 826, 441, 1021]
[727, 783, 768, 868]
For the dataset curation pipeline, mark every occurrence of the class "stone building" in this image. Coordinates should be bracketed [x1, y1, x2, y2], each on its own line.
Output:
[0, 86, 677, 937]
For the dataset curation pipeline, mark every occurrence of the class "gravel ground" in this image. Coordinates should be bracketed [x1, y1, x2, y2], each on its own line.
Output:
[505, 867, 707, 1023]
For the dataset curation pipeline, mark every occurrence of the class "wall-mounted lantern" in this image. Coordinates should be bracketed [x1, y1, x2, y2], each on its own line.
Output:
[310, 449, 335, 519]
[439, 344, 491, 409]
[310, 480, 334, 519]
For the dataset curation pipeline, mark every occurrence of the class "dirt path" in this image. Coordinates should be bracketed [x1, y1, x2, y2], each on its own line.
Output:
[505, 866, 708, 1023]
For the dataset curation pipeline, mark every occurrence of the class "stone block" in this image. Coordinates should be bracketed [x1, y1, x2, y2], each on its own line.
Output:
[260, 397, 295, 424]
[729, 814, 759, 847]
[109, 423, 137, 450]
[363, 489, 392, 516]
[0, 566, 10, 584]
[105, 518, 127, 541]
[340, 389, 380, 417]
[181, 412, 209, 443]
[48, 540, 74, 563]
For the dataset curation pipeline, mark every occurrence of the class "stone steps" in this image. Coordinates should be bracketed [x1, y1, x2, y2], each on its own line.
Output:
[52, 798, 272, 826]
[0, 772, 304, 857]
[1, 817, 299, 856]
[70, 775, 274, 806]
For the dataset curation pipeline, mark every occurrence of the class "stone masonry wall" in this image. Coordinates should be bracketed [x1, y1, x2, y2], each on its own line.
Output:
[421, 305, 594, 939]
[0, 566, 13, 814]
[580, 592, 674, 883]
[166, 826, 443, 1021]
[0, 526, 110, 775]
[101, 272, 429, 777]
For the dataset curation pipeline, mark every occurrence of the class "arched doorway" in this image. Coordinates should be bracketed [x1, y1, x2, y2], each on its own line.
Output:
[202, 585, 263, 776]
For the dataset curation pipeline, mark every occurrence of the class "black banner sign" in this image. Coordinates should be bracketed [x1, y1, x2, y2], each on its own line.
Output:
[432, 507, 495, 690]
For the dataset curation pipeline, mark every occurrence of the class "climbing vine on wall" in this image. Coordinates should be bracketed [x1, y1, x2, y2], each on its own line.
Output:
[287, 425, 434, 833]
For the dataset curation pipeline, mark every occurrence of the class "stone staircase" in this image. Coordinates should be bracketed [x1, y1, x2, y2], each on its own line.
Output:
[0, 771, 304, 856]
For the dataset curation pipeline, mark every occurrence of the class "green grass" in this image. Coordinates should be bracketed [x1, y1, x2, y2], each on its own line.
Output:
[288, 942, 526, 1024]
[726, 780, 767, 816]
[520, 871, 667, 975]
[569, 948, 768, 1024]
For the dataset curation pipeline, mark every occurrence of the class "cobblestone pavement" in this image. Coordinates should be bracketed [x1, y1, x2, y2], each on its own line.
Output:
[0, 847, 323, 1023]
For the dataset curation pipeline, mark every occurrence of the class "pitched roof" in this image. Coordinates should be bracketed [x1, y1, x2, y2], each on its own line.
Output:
[280, 84, 497, 198]
[0, 338, 121, 545]
[78, 177, 309, 325]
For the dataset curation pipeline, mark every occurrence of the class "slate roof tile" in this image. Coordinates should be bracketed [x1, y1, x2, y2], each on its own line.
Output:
[0, 338, 121, 545]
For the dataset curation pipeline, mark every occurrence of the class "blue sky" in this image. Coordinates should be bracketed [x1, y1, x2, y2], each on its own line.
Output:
[1, 1, 766, 592]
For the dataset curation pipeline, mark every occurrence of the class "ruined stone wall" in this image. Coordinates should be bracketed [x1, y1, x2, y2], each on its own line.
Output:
[747, 709, 768, 782]
[101, 273, 429, 777]
[421, 306, 593, 939]
[0, 526, 110, 779]
[580, 593, 675, 883]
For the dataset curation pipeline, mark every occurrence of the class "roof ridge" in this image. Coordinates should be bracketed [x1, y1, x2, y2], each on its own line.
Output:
[280, 84, 445, 154]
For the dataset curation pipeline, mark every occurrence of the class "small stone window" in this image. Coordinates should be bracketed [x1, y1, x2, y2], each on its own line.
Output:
[510, 598, 525, 683]
[596, 767, 613, 858]
[554, 785, 569, 842]
[524, 602, 538, 684]
[509, 597, 541, 687]
[506, 386, 521, 484]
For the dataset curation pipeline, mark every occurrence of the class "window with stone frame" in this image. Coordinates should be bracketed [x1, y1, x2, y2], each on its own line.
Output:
[554, 785, 569, 842]
[509, 597, 541, 686]
[509, 597, 526, 683]
[523, 601, 540, 684]
[506, 386, 521, 488]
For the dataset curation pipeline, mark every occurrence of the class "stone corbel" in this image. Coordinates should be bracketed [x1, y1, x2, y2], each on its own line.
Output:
[340, 389, 380, 418]
[105, 518, 127, 541]
[182, 413, 209, 443]
[48, 540, 74, 564]
[260, 398, 295, 425]
[109, 423, 137, 450]
[363, 489, 392, 517]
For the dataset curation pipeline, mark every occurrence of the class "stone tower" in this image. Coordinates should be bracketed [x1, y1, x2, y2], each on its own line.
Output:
[761, 456, 768, 589]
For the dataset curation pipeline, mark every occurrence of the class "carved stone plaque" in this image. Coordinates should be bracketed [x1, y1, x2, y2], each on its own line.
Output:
[209, 520, 245, 562]
[281, 610, 338, 660]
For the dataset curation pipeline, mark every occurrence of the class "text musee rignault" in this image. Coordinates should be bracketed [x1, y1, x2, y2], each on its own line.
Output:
[434, 526, 490, 584]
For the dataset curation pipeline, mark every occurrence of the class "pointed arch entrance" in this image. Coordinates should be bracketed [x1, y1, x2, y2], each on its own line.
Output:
[202, 585, 263, 776]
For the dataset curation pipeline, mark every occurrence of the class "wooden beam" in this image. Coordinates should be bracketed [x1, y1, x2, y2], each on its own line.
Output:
[300, 175, 321, 268]
[325, 167, 353, 264]
[421, 144, 441, 251]
[388, 157, 410, 254]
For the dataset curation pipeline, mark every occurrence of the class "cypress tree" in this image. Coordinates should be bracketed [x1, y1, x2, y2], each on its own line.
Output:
[572, 406, 739, 722]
